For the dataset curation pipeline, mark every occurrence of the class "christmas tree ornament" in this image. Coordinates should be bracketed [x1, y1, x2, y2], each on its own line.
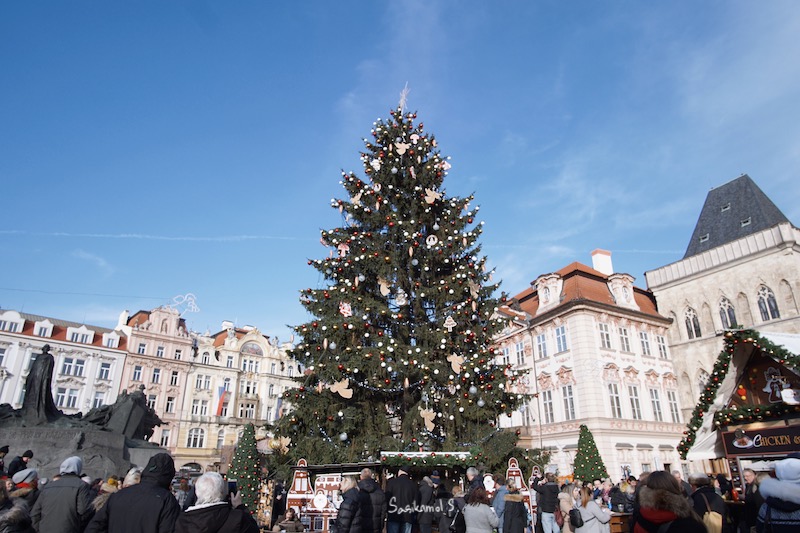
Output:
[444, 315, 457, 332]
[424, 188, 441, 204]
[378, 278, 391, 296]
[395, 288, 408, 306]
[419, 407, 436, 430]
[330, 378, 353, 399]
[339, 302, 353, 317]
[447, 353, 465, 373]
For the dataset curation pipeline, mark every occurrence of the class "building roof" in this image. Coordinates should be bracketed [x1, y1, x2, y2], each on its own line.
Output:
[1, 310, 126, 350]
[684, 174, 790, 259]
[506, 262, 664, 321]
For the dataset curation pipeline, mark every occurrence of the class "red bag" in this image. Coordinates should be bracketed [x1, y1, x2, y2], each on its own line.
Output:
[555, 510, 565, 528]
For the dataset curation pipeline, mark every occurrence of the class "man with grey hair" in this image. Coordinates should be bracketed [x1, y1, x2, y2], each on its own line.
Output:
[359, 468, 387, 533]
[174, 472, 259, 533]
[465, 467, 482, 496]
[688, 472, 728, 533]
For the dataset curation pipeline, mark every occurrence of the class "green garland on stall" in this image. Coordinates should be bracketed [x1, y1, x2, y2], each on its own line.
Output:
[678, 329, 798, 459]
[380, 451, 474, 468]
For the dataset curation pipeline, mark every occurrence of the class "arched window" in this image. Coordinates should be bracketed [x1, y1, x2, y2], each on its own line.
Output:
[685, 308, 702, 339]
[223, 377, 231, 391]
[697, 370, 710, 396]
[758, 286, 780, 321]
[217, 429, 225, 449]
[719, 298, 737, 329]
[187, 428, 205, 448]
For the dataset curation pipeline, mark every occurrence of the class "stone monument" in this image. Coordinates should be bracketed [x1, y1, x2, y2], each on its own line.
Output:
[0, 345, 167, 479]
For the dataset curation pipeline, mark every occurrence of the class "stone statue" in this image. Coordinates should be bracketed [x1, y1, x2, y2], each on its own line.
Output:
[20, 345, 62, 424]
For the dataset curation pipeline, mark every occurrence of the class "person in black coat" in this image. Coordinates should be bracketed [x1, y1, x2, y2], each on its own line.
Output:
[85, 452, 181, 533]
[386, 468, 418, 533]
[7, 451, 33, 479]
[688, 472, 732, 533]
[336, 476, 362, 533]
[532, 474, 560, 533]
[503, 481, 528, 533]
[358, 468, 387, 533]
[175, 472, 259, 533]
[631, 471, 706, 533]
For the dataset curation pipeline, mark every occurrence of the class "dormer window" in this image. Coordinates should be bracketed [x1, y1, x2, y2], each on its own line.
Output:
[102, 332, 120, 349]
[67, 325, 94, 345]
[741, 217, 751, 227]
[720, 203, 730, 212]
[699, 234, 709, 243]
[35, 319, 54, 338]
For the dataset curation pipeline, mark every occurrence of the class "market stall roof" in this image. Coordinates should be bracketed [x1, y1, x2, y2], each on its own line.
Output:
[680, 329, 800, 461]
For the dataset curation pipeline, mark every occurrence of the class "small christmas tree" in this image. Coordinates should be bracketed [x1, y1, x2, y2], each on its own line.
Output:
[572, 424, 609, 482]
[228, 423, 261, 513]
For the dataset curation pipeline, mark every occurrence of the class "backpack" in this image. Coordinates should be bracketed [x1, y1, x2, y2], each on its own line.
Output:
[449, 508, 465, 533]
[569, 508, 584, 529]
[699, 494, 722, 533]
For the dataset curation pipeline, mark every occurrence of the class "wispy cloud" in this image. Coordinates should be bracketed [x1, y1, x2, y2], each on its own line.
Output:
[71, 249, 114, 277]
[1, 230, 303, 242]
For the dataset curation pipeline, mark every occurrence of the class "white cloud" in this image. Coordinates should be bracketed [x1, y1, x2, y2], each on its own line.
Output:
[71, 249, 114, 277]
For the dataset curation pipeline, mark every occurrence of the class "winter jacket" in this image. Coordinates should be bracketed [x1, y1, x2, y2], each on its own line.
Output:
[743, 481, 763, 529]
[358, 477, 387, 533]
[336, 487, 362, 533]
[608, 487, 630, 514]
[756, 476, 800, 533]
[532, 482, 560, 513]
[175, 501, 260, 533]
[557, 492, 575, 533]
[6, 459, 26, 480]
[0, 498, 34, 533]
[445, 496, 467, 533]
[631, 486, 706, 533]
[8, 486, 38, 510]
[493, 486, 509, 528]
[503, 492, 527, 533]
[386, 473, 418, 523]
[575, 500, 610, 533]
[418, 479, 436, 526]
[463, 502, 498, 533]
[30, 473, 94, 533]
[689, 485, 731, 533]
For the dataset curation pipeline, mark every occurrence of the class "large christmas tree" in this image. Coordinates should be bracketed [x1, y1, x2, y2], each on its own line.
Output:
[572, 424, 609, 482]
[276, 101, 525, 464]
[228, 423, 261, 513]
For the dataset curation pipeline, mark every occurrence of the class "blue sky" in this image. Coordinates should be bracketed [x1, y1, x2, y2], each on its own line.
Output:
[2, 1, 799, 341]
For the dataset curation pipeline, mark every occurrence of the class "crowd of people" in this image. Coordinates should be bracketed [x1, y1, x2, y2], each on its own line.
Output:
[0, 445, 797, 533]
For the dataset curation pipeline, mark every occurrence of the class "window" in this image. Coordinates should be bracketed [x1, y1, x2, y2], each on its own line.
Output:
[156, 346, 164, 358]
[719, 297, 737, 329]
[191, 400, 200, 415]
[721, 203, 730, 212]
[61, 358, 74, 375]
[37, 326, 49, 337]
[98, 362, 111, 380]
[137, 343, 146, 355]
[174, 349, 182, 360]
[699, 234, 709, 243]
[160, 429, 170, 447]
[223, 378, 231, 391]
[500, 347, 510, 366]
[56, 388, 67, 407]
[562, 385, 575, 420]
[187, 428, 204, 448]
[542, 390, 554, 424]
[217, 430, 225, 449]
[657, 336, 668, 359]
[0, 347, 5, 367]
[515, 341, 525, 366]
[555, 325, 568, 353]
[649, 388, 663, 422]
[147, 394, 157, 410]
[170, 370, 179, 386]
[667, 390, 681, 423]
[288, 366, 294, 377]
[202, 352, 210, 365]
[641, 463, 652, 472]
[697, 370, 710, 395]
[152, 368, 161, 384]
[758, 286, 780, 321]
[628, 385, 642, 420]
[0, 321, 18, 333]
[608, 383, 622, 418]
[741, 217, 751, 227]
[619, 327, 631, 352]
[93, 391, 105, 409]
[67, 389, 78, 408]
[220, 402, 228, 417]
[240, 380, 257, 395]
[226, 355, 234, 368]
[685, 308, 702, 339]
[166, 396, 175, 413]
[598, 323, 612, 349]
[270, 362, 277, 374]
[639, 331, 651, 357]
[105, 337, 116, 348]
[200, 400, 209, 415]
[133, 365, 142, 381]
[239, 402, 256, 418]
[75, 359, 85, 377]
[70, 332, 89, 343]
[268, 384, 275, 397]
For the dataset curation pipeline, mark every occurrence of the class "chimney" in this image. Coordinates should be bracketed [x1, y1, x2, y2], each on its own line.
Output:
[591, 249, 613, 275]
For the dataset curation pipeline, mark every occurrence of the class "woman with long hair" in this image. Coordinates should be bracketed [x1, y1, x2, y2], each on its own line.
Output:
[630, 471, 705, 533]
[575, 486, 610, 533]
[503, 479, 528, 533]
[463, 487, 499, 533]
[557, 484, 579, 533]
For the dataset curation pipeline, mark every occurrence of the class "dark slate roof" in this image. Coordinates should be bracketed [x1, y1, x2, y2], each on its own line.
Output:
[684, 174, 791, 258]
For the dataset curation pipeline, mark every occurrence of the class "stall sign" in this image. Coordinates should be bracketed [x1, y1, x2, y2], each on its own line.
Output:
[723, 425, 800, 456]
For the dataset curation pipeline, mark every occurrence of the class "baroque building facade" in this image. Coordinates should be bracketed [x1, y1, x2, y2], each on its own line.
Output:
[645, 174, 800, 425]
[497, 251, 686, 481]
[0, 309, 127, 414]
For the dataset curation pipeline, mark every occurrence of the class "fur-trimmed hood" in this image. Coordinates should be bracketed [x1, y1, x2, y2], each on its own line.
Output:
[504, 493, 525, 503]
[760, 477, 800, 510]
[0, 498, 32, 528]
[638, 487, 695, 519]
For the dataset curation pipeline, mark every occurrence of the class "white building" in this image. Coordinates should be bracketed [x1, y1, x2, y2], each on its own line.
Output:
[497, 251, 686, 481]
[0, 309, 127, 414]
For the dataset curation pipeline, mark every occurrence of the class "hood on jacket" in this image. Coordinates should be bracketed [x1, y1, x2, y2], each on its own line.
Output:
[759, 476, 800, 511]
[505, 493, 525, 503]
[638, 487, 695, 519]
[178, 502, 233, 533]
[358, 477, 380, 493]
[59, 456, 83, 475]
[141, 452, 176, 489]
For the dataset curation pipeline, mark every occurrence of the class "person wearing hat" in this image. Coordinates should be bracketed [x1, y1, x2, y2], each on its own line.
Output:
[90, 479, 119, 512]
[84, 452, 181, 533]
[31, 455, 94, 533]
[7, 450, 32, 479]
[9, 467, 39, 507]
[756, 456, 800, 533]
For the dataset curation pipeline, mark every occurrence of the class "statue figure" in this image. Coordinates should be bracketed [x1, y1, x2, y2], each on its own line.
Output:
[20, 345, 62, 424]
